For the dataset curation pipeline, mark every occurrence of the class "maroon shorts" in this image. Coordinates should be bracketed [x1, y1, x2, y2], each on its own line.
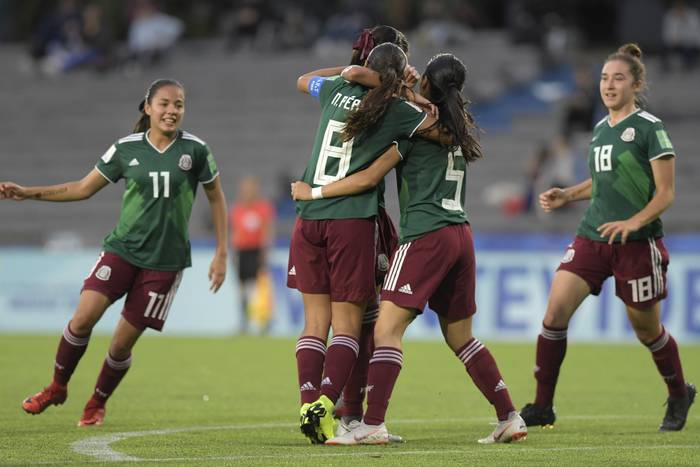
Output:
[82, 252, 183, 331]
[380, 223, 476, 320]
[287, 217, 376, 303]
[375, 206, 398, 286]
[557, 235, 669, 308]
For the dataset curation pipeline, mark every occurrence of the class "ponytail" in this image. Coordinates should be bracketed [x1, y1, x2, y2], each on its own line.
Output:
[342, 43, 406, 142]
[342, 67, 402, 141]
[420, 54, 482, 163]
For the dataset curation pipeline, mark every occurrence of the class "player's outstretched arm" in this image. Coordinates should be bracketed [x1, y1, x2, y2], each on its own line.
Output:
[597, 156, 675, 244]
[539, 178, 592, 213]
[0, 169, 108, 202]
[291, 145, 401, 201]
[203, 176, 228, 293]
[296, 66, 347, 94]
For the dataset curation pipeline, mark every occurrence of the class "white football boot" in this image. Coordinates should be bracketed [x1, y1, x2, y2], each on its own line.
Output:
[326, 421, 389, 445]
[477, 411, 528, 444]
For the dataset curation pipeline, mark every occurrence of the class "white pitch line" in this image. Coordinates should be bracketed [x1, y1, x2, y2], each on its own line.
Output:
[71, 416, 700, 463]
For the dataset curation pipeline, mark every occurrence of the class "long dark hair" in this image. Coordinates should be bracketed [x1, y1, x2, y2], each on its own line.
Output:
[605, 43, 647, 109]
[342, 43, 406, 142]
[350, 25, 408, 65]
[421, 54, 482, 163]
[133, 79, 185, 133]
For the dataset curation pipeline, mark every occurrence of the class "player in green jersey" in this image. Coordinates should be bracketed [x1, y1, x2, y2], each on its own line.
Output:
[291, 43, 450, 444]
[520, 44, 695, 431]
[293, 53, 528, 445]
[1, 79, 228, 427]
[333, 25, 416, 441]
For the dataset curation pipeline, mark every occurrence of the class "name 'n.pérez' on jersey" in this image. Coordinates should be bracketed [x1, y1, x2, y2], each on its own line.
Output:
[330, 92, 361, 111]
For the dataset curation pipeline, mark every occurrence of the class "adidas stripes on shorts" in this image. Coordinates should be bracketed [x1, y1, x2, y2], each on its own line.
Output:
[380, 223, 476, 320]
[82, 251, 183, 331]
[557, 235, 669, 308]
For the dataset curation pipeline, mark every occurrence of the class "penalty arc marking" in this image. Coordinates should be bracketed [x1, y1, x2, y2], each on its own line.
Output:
[70, 416, 700, 463]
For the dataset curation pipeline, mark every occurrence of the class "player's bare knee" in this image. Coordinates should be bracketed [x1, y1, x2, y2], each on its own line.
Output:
[633, 326, 660, 344]
[69, 317, 94, 336]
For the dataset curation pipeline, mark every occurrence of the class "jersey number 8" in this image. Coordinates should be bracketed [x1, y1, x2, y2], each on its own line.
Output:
[313, 120, 354, 186]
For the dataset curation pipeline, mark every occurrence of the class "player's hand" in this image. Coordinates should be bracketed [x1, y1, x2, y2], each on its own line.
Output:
[291, 181, 312, 201]
[409, 92, 438, 119]
[539, 187, 569, 212]
[597, 219, 642, 245]
[403, 65, 420, 89]
[208, 252, 227, 293]
[0, 182, 28, 200]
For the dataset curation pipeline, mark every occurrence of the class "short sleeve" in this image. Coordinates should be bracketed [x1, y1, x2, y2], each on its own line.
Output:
[197, 144, 219, 184]
[389, 99, 428, 139]
[95, 144, 122, 183]
[648, 121, 676, 161]
[318, 76, 345, 106]
[395, 140, 413, 161]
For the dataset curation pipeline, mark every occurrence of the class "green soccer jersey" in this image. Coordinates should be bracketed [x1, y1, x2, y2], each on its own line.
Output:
[297, 76, 427, 220]
[395, 139, 468, 243]
[577, 109, 676, 242]
[95, 130, 219, 270]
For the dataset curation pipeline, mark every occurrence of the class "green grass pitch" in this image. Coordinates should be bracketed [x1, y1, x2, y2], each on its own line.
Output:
[1, 335, 698, 465]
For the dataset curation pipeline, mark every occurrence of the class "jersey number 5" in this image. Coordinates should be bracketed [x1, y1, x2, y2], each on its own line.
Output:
[149, 171, 170, 198]
[593, 145, 613, 172]
[442, 149, 465, 211]
[313, 119, 354, 186]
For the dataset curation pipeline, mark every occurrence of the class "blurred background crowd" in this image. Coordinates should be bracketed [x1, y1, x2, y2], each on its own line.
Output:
[1, 0, 699, 246]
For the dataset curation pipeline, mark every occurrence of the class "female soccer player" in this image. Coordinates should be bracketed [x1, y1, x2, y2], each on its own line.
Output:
[292, 53, 528, 445]
[290, 42, 444, 444]
[519, 43, 695, 431]
[334, 24, 415, 437]
[2, 79, 228, 427]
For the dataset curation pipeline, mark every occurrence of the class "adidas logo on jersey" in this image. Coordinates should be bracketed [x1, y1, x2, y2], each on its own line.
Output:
[494, 379, 508, 392]
[300, 381, 316, 392]
[398, 283, 413, 295]
[128, 158, 140, 166]
[321, 377, 332, 387]
[288, 266, 296, 276]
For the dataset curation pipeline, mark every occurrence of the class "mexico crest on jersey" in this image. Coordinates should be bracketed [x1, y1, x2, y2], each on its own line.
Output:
[178, 154, 192, 171]
[621, 127, 635, 142]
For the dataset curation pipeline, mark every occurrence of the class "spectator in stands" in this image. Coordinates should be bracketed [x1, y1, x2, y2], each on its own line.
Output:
[29, 0, 81, 67]
[229, 176, 276, 334]
[521, 136, 574, 214]
[662, 0, 700, 71]
[2, 78, 227, 427]
[127, 0, 184, 67]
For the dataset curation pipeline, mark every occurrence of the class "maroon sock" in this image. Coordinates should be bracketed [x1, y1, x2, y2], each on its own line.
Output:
[534, 324, 568, 408]
[320, 334, 359, 403]
[645, 327, 687, 398]
[53, 322, 91, 386]
[91, 353, 132, 405]
[341, 319, 376, 417]
[363, 346, 403, 425]
[457, 338, 515, 421]
[295, 336, 326, 404]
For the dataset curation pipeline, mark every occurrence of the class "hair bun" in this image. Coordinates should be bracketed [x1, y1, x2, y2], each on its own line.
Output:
[618, 43, 642, 59]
